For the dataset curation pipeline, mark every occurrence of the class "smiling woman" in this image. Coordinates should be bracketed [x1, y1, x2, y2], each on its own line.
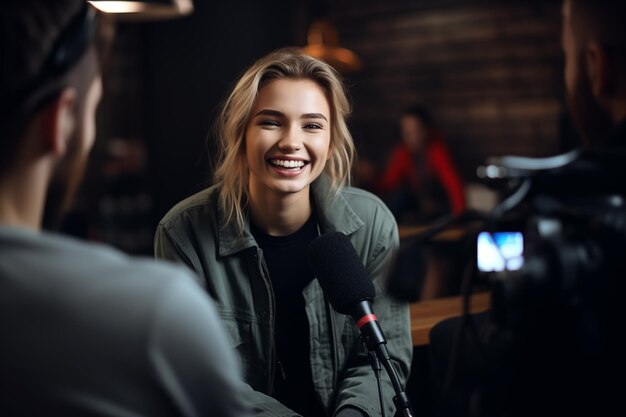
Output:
[154, 48, 412, 417]
[212, 48, 355, 236]
[245, 78, 332, 235]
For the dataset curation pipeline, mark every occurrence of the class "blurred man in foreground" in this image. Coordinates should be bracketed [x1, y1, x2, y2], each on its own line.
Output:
[0, 1, 248, 415]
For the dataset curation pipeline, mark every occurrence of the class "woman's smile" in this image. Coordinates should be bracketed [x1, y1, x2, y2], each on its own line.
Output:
[267, 157, 310, 176]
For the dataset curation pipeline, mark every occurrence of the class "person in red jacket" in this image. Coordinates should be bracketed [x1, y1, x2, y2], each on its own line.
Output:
[367, 105, 466, 222]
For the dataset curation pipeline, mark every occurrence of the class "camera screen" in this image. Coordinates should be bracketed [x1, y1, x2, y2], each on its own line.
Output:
[477, 231, 524, 272]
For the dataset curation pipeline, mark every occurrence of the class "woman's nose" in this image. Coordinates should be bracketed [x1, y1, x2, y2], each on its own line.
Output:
[277, 125, 302, 151]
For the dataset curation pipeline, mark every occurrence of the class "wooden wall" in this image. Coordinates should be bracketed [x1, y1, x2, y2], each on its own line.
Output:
[332, 0, 565, 180]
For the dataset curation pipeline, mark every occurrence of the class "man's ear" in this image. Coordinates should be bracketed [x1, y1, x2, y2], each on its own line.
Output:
[38, 88, 77, 156]
[586, 41, 611, 97]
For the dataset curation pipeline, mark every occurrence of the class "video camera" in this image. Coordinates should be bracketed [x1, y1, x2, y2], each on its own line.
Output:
[389, 148, 626, 415]
[464, 148, 626, 415]
[475, 148, 626, 344]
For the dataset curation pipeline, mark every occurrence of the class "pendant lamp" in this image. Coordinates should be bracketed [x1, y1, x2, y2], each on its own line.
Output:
[87, 0, 193, 21]
[301, 18, 362, 73]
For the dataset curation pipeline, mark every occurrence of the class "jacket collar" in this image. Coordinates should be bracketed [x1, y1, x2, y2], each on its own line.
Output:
[311, 173, 364, 236]
[217, 174, 364, 257]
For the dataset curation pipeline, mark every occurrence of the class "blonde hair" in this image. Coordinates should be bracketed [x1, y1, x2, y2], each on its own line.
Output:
[213, 47, 355, 233]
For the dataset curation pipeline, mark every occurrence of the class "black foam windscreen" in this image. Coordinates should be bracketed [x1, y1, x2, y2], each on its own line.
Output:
[306, 231, 375, 315]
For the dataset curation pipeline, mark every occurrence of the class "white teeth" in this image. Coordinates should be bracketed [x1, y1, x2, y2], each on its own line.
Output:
[270, 159, 306, 168]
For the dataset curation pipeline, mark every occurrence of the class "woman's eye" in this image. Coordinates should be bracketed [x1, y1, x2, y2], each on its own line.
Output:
[259, 120, 280, 127]
[304, 123, 323, 130]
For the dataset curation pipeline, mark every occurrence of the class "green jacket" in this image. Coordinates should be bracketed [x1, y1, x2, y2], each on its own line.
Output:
[154, 175, 412, 417]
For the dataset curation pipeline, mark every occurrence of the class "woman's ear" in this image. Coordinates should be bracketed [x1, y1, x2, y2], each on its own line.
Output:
[38, 88, 77, 156]
[327, 140, 334, 160]
[586, 41, 611, 97]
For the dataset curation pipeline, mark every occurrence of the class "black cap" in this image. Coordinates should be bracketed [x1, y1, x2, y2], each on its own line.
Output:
[0, 0, 96, 115]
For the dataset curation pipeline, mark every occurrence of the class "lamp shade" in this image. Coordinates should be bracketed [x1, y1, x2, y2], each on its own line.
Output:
[87, 0, 193, 21]
[301, 19, 362, 73]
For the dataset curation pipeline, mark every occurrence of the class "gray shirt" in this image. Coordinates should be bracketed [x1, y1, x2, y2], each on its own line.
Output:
[0, 226, 249, 417]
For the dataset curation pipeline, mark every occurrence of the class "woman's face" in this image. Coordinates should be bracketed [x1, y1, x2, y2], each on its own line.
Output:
[245, 78, 332, 200]
[400, 114, 428, 152]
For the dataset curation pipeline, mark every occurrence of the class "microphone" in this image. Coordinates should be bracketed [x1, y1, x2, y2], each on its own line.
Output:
[305, 231, 385, 352]
[306, 231, 414, 417]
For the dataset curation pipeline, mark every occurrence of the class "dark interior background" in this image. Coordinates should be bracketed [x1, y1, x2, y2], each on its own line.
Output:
[72, 0, 571, 254]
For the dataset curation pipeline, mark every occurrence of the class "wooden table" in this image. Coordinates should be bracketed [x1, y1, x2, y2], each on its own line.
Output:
[410, 292, 491, 346]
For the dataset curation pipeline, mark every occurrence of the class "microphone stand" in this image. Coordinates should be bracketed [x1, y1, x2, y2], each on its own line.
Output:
[369, 350, 385, 417]
[358, 302, 415, 417]
[373, 344, 414, 417]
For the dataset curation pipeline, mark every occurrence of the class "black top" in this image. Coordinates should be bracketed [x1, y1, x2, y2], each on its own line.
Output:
[250, 215, 325, 417]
